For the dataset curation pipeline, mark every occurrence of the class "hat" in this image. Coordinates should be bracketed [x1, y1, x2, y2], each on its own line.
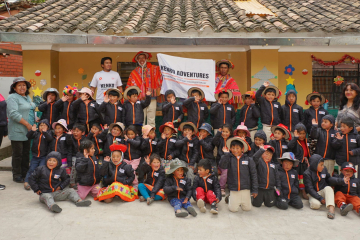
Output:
[263, 145, 275, 153]
[166, 159, 188, 175]
[124, 86, 141, 98]
[242, 91, 256, 100]
[233, 122, 250, 138]
[271, 124, 292, 140]
[187, 87, 205, 100]
[159, 122, 177, 133]
[226, 137, 249, 152]
[216, 59, 235, 71]
[77, 87, 94, 100]
[215, 88, 233, 100]
[43, 88, 60, 101]
[132, 51, 152, 63]
[262, 85, 280, 98]
[199, 123, 213, 136]
[9, 77, 31, 94]
[277, 152, 299, 168]
[341, 162, 357, 173]
[109, 122, 125, 133]
[305, 92, 326, 105]
[105, 88, 123, 99]
[109, 143, 127, 153]
[179, 122, 198, 134]
[52, 119, 68, 131]
[62, 85, 78, 97]
[142, 125, 155, 137]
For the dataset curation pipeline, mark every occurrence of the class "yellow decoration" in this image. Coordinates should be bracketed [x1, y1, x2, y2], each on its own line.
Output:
[78, 68, 84, 74]
[74, 83, 79, 87]
[286, 76, 295, 85]
[32, 87, 43, 97]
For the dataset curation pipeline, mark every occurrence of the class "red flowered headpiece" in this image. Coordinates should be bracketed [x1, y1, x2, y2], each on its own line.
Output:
[132, 51, 152, 63]
[109, 143, 127, 153]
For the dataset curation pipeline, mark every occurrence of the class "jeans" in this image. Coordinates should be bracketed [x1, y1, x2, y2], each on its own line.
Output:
[169, 198, 193, 212]
[11, 140, 31, 179]
[25, 155, 46, 182]
[138, 183, 163, 200]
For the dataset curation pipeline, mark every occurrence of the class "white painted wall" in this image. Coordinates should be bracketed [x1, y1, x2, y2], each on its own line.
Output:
[0, 77, 15, 99]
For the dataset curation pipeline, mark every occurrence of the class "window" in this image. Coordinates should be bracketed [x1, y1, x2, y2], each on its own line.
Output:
[312, 61, 360, 109]
[117, 62, 158, 87]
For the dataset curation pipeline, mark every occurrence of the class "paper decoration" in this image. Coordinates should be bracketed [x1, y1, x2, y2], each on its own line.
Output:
[74, 83, 79, 87]
[78, 68, 84, 74]
[251, 66, 277, 89]
[302, 69, 308, 75]
[32, 87, 43, 97]
[334, 76, 344, 86]
[285, 77, 297, 95]
[82, 74, 87, 80]
[29, 79, 36, 87]
[311, 54, 360, 66]
[286, 76, 295, 85]
[32, 95, 42, 107]
[284, 64, 295, 75]
[40, 79, 47, 86]
[35, 70, 41, 77]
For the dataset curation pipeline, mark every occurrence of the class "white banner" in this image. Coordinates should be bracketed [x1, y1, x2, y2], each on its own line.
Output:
[158, 53, 216, 101]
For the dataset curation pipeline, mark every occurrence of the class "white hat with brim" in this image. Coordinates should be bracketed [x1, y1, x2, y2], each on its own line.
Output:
[43, 88, 60, 101]
[10, 77, 31, 93]
[306, 92, 326, 105]
[109, 122, 125, 133]
[226, 137, 249, 153]
[52, 119, 68, 131]
[179, 122, 198, 134]
[215, 89, 233, 100]
[187, 87, 205, 100]
[77, 87, 94, 100]
[262, 86, 279, 98]
[106, 88, 123, 99]
[277, 152, 299, 168]
[124, 86, 141, 99]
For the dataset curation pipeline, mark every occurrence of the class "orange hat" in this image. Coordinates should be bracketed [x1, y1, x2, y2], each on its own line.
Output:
[216, 59, 235, 71]
[159, 122, 177, 133]
[109, 143, 127, 153]
[132, 51, 152, 63]
[271, 124, 292, 140]
[242, 91, 255, 100]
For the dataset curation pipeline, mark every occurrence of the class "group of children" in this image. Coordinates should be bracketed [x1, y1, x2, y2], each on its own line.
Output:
[26, 81, 360, 219]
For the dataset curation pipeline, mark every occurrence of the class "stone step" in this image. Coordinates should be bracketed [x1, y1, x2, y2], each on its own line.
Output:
[0, 136, 12, 160]
[0, 156, 11, 171]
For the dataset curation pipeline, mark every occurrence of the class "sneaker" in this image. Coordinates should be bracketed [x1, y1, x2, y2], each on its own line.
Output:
[197, 199, 206, 213]
[24, 182, 31, 191]
[147, 198, 154, 205]
[187, 206, 197, 217]
[210, 202, 218, 214]
[50, 204, 62, 213]
[175, 211, 188, 218]
[139, 196, 146, 202]
[0, 184, 5, 190]
[221, 189, 226, 197]
[75, 200, 92, 207]
[340, 203, 353, 216]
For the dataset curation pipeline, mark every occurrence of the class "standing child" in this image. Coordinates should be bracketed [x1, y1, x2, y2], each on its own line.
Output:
[76, 140, 101, 200]
[183, 87, 209, 129]
[234, 122, 252, 146]
[282, 90, 304, 136]
[303, 92, 328, 134]
[139, 125, 159, 183]
[157, 122, 179, 172]
[38, 88, 61, 128]
[239, 91, 260, 141]
[100, 88, 124, 126]
[162, 90, 183, 128]
[220, 137, 258, 213]
[54, 85, 78, 130]
[269, 124, 291, 165]
[193, 159, 221, 214]
[102, 122, 126, 159]
[138, 153, 166, 205]
[87, 123, 105, 164]
[24, 120, 53, 191]
[163, 159, 197, 218]
[28, 151, 91, 213]
[198, 123, 216, 172]
[248, 130, 267, 157]
[255, 81, 282, 141]
[210, 88, 236, 133]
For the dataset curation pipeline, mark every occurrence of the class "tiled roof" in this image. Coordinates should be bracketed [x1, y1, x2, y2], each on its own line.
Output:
[0, 0, 359, 35]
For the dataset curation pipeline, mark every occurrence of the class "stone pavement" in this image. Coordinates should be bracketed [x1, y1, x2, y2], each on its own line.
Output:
[0, 171, 359, 240]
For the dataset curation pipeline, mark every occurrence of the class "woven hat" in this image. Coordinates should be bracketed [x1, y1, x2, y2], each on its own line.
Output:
[187, 87, 205, 100]
[271, 124, 292, 140]
[226, 137, 249, 152]
[215, 88, 233, 101]
[277, 152, 299, 168]
[216, 59, 235, 71]
[105, 88, 123, 99]
[109, 122, 125, 133]
[262, 85, 280, 98]
[124, 86, 141, 98]
[179, 122, 198, 134]
[306, 92, 326, 105]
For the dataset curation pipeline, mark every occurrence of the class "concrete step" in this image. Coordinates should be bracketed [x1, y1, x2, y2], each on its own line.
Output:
[0, 136, 12, 160]
[0, 156, 11, 171]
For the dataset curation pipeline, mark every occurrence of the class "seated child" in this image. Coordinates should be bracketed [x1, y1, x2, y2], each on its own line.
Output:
[233, 122, 252, 146]
[158, 122, 179, 172]
[28, 151, 91, 213]
[162, 90, 183, 128]
[255, 81, 282, 141]
[239, 91, 260, 141]
[276, 152, 304, 210]
[252, 145, 281, 208]
[310, 114, 336, 176]
[248, 130, 267, 157]
[87, 123, 104, 164]
[220, 137, 257, 212]
[198, 123, 216, 171]
[303, 154, 337, 219]
[193, 159, 221, 214]
[76, 139, 101, 200]
[102, 122, 126, 158]
[54, 85, 77, 130]
[175, 122, 199, 181]
[138, 153, 166, 205]
[139, 125, 159, 183]
[24, 119, 53, 190]
[164, 159, 197, 218]
[281, 90, 304, 135]
[183, 87, 209, 129]
[269, 124, 291, 165]
[38, 88, 61, 128]
[303, 92, 328, 134]
[100, 88, 124, 126]
[123, 86, 151, 135]
[96, 144, 137, 203]
[210, 88, 236, 131]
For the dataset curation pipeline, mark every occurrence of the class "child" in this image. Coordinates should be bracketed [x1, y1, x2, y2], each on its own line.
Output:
[123, 125, 143, 186]
[163, 159, 197, 218]
[255, 81, 282, 141]
[49, 119, 71, 174]
[331, 162, 360, 216]
[287, 123, 311, 199]
[252, 145, 281, 208]
[248, 130, 267, 157]
[310, 115, 337, 176]
[162, 90, 183, 128]
[158, 122, 179, 172]
[193, 159, 221, 214]
[87, 123, 105, 164]
[123, 86, 151, 135]
[38, 88, 61, 128]
[75, 139, 101, 200]
[183, 87, 209, 129]
[239, 91, 260, 140]
[138, 153, 166, 205]
[282, 90, 304, 136]
[303, 154, 338, 219]
[96, 144, 137, 203]
[72, 87, 102, 133]
[24, 119, 53, 190]
[220, 137, 258, 212]
[212, 124, 233, 196]
[198, 123, 216, 171]
[100, 88, 124, 126]
[102, 122, 126, 158]
[54, 85, 78, 130]
[303, 92, 328, 134]
[175, 122, 199, 181]
[139, 125, 159, 183]
[234, 122, 252, 146]
[269, 124, 291, 165]
[210, 88, 236, 132]
[28, 151, 91, 213]
[276, 152, 304, 210]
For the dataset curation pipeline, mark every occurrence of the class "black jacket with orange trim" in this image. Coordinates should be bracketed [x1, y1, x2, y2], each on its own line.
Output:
[75, 153, 101, 186]
[38, 101, 61, 128]
[26, 129, 53, 158]
[140, 137, 159, 158]
[331, 173, 360, 197]
[102, 130, 125, 158]
[183, 97, 209, 129]
[87, 132, 105, 157]
[124, 136, 142, 160]
[199, 135, 215, 161]
[219, 152, 258, 193]
[141, 162, 166, 198]
[212, 131, 231, 163]
[157, 134, 179, 160]
[287, 137, 311, 163]
[72, 99, 103, 125]
[164, 175, 192, 201]
[255, 85, 282, 125]
[49, 133, 72, 166]
[99, 101, 125, 126]
[54, 99, 76, 129]
[100, 161, 135, 187]
[281, 90, 304, 132]
[332, 128, 360, 166]
[269, 139, 289, 165]
[123, 96, 151, 126]
[66, 134, 87, 157]
[253, 148, 281, 190]
[192, 173, 221, 201]
[239, 104, 260, 129]
[278, 167, 299, 200]
[209, 102, 236, 129]
[310, 125, 337, 160]
[162, 102, 184, 128]
[303, 106, 328, 133]
[175, 135, 200, 166]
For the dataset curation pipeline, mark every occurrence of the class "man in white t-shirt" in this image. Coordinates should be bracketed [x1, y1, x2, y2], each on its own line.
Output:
[90, 57, 123, 104]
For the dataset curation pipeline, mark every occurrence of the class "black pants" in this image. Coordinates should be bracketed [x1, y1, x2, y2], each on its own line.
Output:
[252, 188, 276, 207]
[137, 157, 145, 183]
[11, 140, 31, 179]
[276, 194, 303, 210]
